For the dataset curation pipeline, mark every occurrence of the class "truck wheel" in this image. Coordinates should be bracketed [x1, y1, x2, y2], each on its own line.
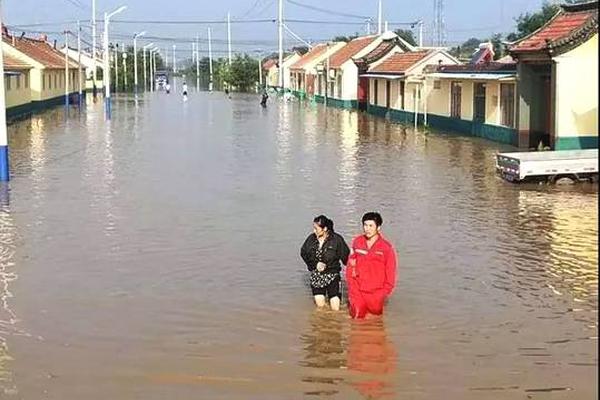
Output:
[555, 175, 576, 185]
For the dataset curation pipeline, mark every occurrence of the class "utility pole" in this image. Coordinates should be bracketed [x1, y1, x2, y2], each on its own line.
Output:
[77, 21, 83, 108]
[91, 0, 97, 95]
[122, 47, 127, 91]
[0, 0, 10, 181]
[133, 31, 146, 100]
[419, 20, 423, 47]
[378, 0, 382, 34]
[65, 29, 70, 115]
[195, 36, 200, 90]
[278, 0, 284, 89]
[227, 12, 232, 65]
[172, 44, 176, 73]
[366, 18, 371, 35]
[142, 42, 154, 92]
[114, 43, 119, 93]
[208, 27, 213, 92]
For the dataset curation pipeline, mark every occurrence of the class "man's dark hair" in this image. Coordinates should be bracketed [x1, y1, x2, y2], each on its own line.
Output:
[362, 212, 383, 227]
[314, 215, 334, 232]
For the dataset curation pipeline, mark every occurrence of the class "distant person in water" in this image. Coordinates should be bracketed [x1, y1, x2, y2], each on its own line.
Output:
[165, 83, 171, 94]
[301, 215, 350, 311]
[260, 91, 268, 107]
[182, 82, 188, 101]
[346, 212, 397, 319]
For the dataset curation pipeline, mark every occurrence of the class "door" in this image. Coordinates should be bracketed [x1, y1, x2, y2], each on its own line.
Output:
[358, 77, 368, 110]
[473, 82, 486, 122]
[386, 81, 391, 108]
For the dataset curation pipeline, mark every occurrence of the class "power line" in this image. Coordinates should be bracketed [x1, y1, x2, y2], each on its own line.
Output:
[286, 0, 370, 20]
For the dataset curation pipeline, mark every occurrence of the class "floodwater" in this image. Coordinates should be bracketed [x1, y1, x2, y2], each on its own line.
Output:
[1, 89, 597, 399]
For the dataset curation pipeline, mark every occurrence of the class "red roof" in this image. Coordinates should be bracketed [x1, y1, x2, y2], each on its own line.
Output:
[3, 52, 32, 69]
[510, 3, 598, 53]
[263, 58, 277, 70]
[289, 44, 329, 71]
[370, 51, 431, 74]
[3, 34, 79, 69]
[328, 36, 377, 69]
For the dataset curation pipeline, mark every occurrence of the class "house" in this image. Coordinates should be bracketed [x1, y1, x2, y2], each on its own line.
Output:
[3, 51, 33, 119]
[263, 52, 302, 92]
[425, 57, 519, 145]
[315, 32, 418, 109]
[362, 48, 459, 123]
[262, 58, 278, 88]
[3, 29, 83, 118]
[509, 1, 598, 150]
[289, 42, 345, 99]
[61, 46, 103, 90]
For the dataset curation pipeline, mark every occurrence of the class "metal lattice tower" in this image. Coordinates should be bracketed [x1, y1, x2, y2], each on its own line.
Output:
[433, 0, 446, 47]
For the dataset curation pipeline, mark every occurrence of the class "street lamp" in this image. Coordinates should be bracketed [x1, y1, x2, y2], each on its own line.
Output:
[133, 31, 146, 100]
[150, 48, 159, 92]
[103, 5, 127, 119]
[142, 42, 154, 93]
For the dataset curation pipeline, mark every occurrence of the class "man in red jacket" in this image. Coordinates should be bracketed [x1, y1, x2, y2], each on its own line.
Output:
[346, 212, 397, 319]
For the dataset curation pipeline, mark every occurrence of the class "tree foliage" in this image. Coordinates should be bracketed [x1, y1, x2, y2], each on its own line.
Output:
[506, 1, 560, 42]
[394, 29, 417, 47]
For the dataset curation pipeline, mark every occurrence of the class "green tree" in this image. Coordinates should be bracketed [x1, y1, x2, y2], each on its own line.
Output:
[394, 29, 417, 47]
[450, 37, 482, 59]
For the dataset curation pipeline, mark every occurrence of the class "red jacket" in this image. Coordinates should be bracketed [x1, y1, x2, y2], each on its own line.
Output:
[347, 234, 397, 295]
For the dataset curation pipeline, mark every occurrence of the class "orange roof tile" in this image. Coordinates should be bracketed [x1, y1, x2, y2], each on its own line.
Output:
[289, 44, 329, 71]
[3, 34, 79, 69]
[370, 51, 431, 74]
[328, 36, 377, 69]
[263, 58, 277, 70]
[510, 3, 598, 53]
[3, 52, 32, 69]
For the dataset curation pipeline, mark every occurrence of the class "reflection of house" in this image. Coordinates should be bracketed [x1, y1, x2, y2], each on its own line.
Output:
[425, 49, 519, 145]
[3, 28, 83, 119]
[509, 1, 598, 150]
[362, 48, 459, 123]
[289, 42, 345, 98]
[3, 51, 33, 118]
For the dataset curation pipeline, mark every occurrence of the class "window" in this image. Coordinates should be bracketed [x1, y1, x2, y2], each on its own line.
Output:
[500, 83, 516, 128]
[336, 75, 342, 98]
[386, 80, 391, 108]
[451, 81, 461, 118]
[473, 82, 486, 122]
[5, 76, 11, 91]
[16, 75, 21, 89]
[433, 80, 441, 89]
[54, 74, 57, 89]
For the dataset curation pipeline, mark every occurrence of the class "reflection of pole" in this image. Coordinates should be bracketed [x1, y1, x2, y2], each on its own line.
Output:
[104, 14, 110, 118]
[172, 44, 176, 73]
[114, 43, 119, 93]
[414, 87, 418, 130]
[122, 43, 127, 91]
[92, 0, 97, 93]
[325, 43, 330, 107]
[0, 0, 10, 181]
[208, 27, 213, 92]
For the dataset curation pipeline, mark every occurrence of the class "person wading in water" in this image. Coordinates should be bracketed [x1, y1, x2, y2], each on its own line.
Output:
[301, 215, 350, 311]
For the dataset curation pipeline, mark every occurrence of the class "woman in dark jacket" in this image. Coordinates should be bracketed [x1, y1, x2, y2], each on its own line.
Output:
[300, 215, 350, 310]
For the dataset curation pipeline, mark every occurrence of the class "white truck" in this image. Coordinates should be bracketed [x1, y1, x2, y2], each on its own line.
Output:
[495, 149, 598, 183]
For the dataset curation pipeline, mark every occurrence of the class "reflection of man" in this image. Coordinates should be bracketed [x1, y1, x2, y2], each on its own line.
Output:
[347, 318, 397, 399]
[346, 212, 397, 319]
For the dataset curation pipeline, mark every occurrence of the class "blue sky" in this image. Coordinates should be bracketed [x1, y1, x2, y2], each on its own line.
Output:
[4, 0, 550, 57]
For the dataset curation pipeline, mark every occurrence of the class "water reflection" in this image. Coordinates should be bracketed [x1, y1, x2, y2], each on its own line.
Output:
[347, 318, 397, 399]
[299, 311, 346, 397]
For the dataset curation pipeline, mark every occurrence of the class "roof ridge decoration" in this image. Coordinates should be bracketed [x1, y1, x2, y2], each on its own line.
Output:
[547, 12, 598, 55]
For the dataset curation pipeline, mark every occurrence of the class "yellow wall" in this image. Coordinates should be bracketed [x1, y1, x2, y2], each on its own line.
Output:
[426, 79, 451, 116]
[554, 34, 598, 138]
[4, 71, 32, 108]
[485, 81, 500, 124]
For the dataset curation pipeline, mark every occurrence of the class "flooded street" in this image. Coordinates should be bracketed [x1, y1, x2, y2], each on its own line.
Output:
[1, 91, 597, 399]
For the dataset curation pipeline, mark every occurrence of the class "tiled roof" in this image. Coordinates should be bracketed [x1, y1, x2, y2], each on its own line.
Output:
[370, 50, 430, 74]
[3, 34, 79, 68]
[510, 2, 598, 54]
[328, 35, 377, 69]
[3, 51, 32, 69]
[263, 58, 277, 70]
[289, 44, 329, 70]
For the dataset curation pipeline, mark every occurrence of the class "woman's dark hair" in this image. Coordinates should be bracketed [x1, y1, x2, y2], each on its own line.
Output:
[313, 215, 334, 232]
[362, 212, 383, 227]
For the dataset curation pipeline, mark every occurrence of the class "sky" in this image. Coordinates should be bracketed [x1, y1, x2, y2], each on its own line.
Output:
[3, 0, 553, 58]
